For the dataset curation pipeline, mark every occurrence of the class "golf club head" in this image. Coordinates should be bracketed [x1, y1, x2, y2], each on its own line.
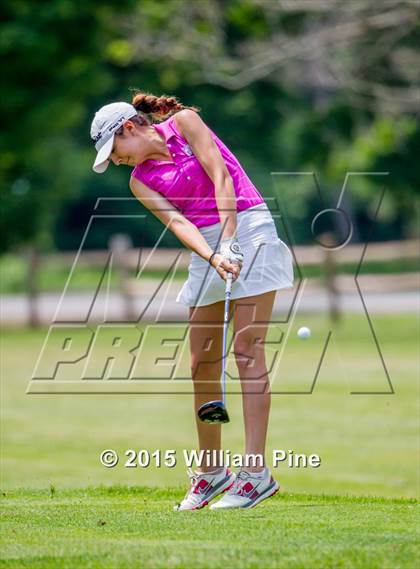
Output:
[197, 400, 230, 424]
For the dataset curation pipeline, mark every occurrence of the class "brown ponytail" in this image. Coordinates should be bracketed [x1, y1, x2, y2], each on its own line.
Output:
[130, 90, 200, 122]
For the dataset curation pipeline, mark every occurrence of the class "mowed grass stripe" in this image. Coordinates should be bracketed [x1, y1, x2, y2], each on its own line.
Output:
[1, 489, 418, 569]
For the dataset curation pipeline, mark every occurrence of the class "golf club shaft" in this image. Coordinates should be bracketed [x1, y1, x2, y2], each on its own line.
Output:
[220, 272, 233, 406]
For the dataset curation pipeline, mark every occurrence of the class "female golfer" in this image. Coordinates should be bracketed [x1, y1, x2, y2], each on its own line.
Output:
[90, 93, 293, 510]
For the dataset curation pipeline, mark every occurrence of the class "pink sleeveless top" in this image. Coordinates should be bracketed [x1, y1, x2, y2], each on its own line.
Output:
[131, 115, 264, 228]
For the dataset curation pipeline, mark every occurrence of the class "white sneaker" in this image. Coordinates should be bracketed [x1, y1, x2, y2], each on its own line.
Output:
[174, 467, 236, 511]
[210, 468, 279, 510]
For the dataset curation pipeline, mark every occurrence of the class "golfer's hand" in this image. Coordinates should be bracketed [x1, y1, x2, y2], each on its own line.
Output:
[211, 254, 241, 282]
[220, 237, 244, 265]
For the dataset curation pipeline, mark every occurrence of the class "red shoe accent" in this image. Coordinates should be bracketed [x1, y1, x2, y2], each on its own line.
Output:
[225, 481, 235, 492]
[193, 479, 211, 494]
[191, 499, 208, 510]
[238, 481, 254, 496]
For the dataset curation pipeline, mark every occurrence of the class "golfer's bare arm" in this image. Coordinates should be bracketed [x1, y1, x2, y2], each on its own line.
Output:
[129, 177, 216, 263]
[174, 109, 237, 240]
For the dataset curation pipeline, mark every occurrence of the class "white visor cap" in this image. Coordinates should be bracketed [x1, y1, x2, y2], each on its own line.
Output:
[90, 102, 137, 173]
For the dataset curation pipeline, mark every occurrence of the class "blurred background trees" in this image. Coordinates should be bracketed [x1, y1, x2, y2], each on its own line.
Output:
[1, 0, 419, 253]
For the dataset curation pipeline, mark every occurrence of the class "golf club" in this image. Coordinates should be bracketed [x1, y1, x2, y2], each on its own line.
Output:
[197, 272, 233, 424]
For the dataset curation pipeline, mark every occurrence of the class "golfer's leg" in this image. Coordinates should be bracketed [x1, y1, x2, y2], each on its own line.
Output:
[189, 301, 232, 472]
[233, 291, 276, 470]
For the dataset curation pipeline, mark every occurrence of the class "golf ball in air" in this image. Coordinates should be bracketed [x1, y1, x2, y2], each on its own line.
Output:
[297, 326, 311, 339]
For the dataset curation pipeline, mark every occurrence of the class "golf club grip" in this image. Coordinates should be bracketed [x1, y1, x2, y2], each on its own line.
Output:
[225, 272, 233, 294]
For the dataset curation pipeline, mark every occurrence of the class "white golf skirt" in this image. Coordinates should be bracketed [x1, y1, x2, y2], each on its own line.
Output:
[176, 203, 294, 307]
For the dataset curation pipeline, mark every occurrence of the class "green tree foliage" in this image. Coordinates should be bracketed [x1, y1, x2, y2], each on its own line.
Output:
[1, 1, 419, 253]
[0, 0, 135, 252]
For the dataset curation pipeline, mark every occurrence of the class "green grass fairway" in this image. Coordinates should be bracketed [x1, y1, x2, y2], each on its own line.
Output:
[2, 314, 418, 496]
[1, 488, 418, 569]
[1, 314, 419, 567]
